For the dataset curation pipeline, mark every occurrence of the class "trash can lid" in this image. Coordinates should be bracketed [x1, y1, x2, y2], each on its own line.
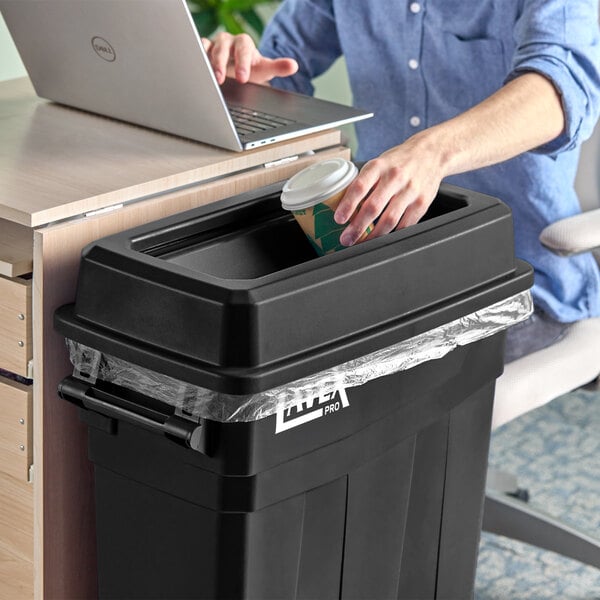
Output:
[54, 181, 533, 394]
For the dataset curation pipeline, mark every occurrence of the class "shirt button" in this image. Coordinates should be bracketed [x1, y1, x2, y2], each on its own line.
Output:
[410, 116, 421, 127]
[408, 58, 419, 70]
[410, 2, 421, 14]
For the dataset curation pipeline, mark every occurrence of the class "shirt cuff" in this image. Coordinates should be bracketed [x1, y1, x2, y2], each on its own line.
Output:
[505, 57, 586, 156]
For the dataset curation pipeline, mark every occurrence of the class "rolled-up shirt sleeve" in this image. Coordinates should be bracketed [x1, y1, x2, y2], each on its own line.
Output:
[506, 0, 600, 155]
[258, 0, 342, 95]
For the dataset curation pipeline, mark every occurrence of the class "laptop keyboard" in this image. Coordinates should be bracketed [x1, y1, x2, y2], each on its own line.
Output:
[228, 104, 296, 137]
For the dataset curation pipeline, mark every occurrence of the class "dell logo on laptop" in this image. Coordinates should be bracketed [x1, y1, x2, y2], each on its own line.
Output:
[91, 36, 116, 62]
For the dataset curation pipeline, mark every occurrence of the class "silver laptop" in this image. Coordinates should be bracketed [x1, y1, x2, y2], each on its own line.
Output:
[0, 0, 373, 151]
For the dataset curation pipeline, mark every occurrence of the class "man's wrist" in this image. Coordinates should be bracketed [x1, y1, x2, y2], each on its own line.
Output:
[412, 125, 462, 180]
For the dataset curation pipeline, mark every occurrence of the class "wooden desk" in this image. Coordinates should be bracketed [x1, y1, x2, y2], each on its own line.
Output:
[0, 77, 349, 599]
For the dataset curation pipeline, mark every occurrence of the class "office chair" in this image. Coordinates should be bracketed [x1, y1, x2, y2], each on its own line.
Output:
[482, 125, 600, 568]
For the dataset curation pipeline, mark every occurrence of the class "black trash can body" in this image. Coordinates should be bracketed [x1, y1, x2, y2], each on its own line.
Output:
[55, 182, 533, 600]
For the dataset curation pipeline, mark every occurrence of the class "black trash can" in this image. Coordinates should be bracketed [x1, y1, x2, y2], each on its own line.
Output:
[55, 181, 533, 600]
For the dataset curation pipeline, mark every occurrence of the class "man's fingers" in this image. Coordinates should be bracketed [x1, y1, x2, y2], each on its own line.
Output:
[334, 163, 380, 225]
[336, 159, 412, 246]
[206, 33, 297, 85]
[201, 37, 212, 53]
[232, 34, 257, 83]
[246, 57, 299, 83]
[208, 32, 235, 84]
[395, 196, 430, 229]
[268, 57, 299, 78]
[365, 193, 411, 239]
[339, 179, 403, 246]
[334, 156, 438, 246]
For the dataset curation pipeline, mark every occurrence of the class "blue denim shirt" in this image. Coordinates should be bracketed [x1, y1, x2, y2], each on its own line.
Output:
[259, 0, 600, 322]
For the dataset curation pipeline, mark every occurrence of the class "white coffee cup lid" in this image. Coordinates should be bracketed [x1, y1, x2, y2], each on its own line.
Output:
[281, 158, 358, 210]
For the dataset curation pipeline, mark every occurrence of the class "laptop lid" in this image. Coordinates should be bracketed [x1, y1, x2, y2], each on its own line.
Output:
[0, 0, 373, 151]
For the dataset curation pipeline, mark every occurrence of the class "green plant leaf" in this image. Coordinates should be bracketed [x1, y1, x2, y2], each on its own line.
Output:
[188, 1, 219, 13]
[189, 1, 276, 38]
[191, 9, 220, 37]
[223, 0, 273, 10]
[240, 8, 264, 35]
[219, 9, 245, 34]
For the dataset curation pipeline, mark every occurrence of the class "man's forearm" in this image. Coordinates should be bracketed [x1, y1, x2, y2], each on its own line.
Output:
[334, 71, 566, 245]
[427, 72, 566, 178]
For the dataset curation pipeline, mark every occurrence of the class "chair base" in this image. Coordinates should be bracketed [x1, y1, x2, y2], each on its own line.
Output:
[486, 467, 530, 501]
[483, 489, 600, 570]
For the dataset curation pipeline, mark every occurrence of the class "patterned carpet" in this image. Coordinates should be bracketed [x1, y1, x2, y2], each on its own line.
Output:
[475, 387, 600, 600]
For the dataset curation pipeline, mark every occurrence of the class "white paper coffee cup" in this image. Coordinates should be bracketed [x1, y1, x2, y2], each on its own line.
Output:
[281, 158, 372, 255]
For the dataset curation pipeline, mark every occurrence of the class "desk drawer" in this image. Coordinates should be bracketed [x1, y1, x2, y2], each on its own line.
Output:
[0, 375, 32, 482]
[0, 275, 32, 378]
[0, 469, 34, 600]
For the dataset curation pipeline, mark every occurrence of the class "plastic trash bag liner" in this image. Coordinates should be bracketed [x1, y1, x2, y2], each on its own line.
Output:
[66, 290, 533, 423]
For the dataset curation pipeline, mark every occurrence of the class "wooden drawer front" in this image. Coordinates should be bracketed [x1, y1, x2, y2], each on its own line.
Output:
[0, 468, 33, 563]
[0, 469, 33, 600]
[0, 376, 32, 482]
[0, 219, 33, 278]
[0, 545, 33, 600]
[0, 275, 32, 378]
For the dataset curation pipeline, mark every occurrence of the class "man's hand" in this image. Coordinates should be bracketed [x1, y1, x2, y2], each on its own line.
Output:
[334, 132, 447, 247]
[202, 32, 298, 85]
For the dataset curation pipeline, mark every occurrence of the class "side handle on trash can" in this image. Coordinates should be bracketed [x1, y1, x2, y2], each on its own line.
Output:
[58, 376, 206, 454]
